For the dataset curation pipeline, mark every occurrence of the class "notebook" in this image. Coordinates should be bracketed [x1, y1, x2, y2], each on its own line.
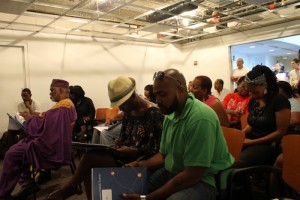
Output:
[92, 167, 147, 200]
[7, 113, 25, 130]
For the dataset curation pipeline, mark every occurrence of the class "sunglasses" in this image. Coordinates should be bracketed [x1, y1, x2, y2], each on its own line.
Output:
[153, 71, 181, 85]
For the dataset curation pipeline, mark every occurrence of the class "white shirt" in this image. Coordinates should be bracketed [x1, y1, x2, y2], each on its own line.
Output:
[289, 69, 300, 87]
[232, 66, 249, 77]
[17, 99, 41, 113]
[276, 72, 288, 82]
[212, 88, 230, 102]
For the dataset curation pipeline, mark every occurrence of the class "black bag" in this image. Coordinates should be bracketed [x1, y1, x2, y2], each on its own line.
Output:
[0, 130, 20, 159]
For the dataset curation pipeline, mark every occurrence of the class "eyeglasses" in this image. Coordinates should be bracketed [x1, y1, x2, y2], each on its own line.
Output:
[153, 71, 181, 85]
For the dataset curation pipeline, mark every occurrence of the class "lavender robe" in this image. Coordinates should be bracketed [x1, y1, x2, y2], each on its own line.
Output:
[0, 99, 77, 199]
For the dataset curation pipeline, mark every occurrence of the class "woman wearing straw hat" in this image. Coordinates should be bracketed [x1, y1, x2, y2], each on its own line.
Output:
[46, 76, 164, 200]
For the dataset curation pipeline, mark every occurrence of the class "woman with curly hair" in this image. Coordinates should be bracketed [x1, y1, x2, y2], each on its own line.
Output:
[242, 65, 291, 166]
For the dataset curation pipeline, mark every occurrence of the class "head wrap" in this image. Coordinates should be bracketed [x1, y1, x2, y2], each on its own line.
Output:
[51, 79, 69, 88]
[245, 74, 266, 85]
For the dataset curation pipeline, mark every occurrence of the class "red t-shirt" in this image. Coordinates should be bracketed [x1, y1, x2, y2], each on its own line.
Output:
[223, 93, 251, 122]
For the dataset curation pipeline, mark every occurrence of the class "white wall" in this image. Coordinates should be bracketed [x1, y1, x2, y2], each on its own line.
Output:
[0, 31, 168, 133]
[1, 19, 300, 133]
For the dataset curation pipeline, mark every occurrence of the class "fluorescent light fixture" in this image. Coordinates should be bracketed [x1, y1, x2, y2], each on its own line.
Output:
[269, 49, 275, 51]
[249, 46, 256, 48]
[182, 19, 189, 26]
[188, 22, 206, 29]
[286, 52, 291, 54]
[70, 19, 88, 24]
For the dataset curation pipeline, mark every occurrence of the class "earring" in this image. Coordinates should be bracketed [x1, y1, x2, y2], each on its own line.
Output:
[264, 89, 267, 94]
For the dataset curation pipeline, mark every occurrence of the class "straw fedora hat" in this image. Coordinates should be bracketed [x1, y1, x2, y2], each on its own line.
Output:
[108, 76, 136, 108]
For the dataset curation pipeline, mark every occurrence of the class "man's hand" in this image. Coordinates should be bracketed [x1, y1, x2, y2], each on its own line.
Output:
[122, 193, 141, 200]
[124, 160, 139, 168]
[24, 101, 31, 108]
[19, 112, 31, 121]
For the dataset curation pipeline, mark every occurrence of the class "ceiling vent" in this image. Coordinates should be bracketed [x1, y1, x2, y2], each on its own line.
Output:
[146, 1, 200, 23]
[0, 0, 32, 15]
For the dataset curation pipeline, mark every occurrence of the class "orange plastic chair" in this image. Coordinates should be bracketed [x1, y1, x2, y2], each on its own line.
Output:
[105, 107, 119, 121]
[282, 134, 300, 193]
[216, 127, 245, 198]
[221, 126, 245, 162]
[240, 114, 248, 130]
[94, 108, 108, 124]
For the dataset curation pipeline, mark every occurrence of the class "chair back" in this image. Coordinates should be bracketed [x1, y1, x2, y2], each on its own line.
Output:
[105, 107, 119, 121]
[282, 134, 300, 192]
[240, 114, 248, 130]
[95, 108, 108, 124]
[221, 126, 245, 162]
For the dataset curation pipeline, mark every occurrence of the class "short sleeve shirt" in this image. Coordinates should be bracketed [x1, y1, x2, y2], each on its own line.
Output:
[159, 94, 234, 187]
[247, 94, 290, 139]
[17, 99, 41, 113]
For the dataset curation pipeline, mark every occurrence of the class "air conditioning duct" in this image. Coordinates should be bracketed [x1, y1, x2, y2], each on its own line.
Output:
[146, 1, 201, 23]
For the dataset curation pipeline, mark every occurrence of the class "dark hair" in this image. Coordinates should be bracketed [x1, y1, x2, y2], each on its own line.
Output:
[278, 81, 295, 98]
[21, 88, 31, 94]
[195, 76, 212, 95]
[237, 76, 246, 84]
[69, 85, 85, 98]
[246, 65, 278, 97]
[216, 79, 224, 86]
[144, 84, 156, 103]
[292, 58, 299, 64]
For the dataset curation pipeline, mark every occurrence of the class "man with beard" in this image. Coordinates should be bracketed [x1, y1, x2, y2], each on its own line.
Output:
[0, 79, 76, 200]
[123, 68, 234, 200]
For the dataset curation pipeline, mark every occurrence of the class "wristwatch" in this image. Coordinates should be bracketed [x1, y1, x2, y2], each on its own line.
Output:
[140, 195, 147, 200]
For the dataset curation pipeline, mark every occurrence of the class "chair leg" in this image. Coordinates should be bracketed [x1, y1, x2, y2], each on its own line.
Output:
[70, 157, 83, 195]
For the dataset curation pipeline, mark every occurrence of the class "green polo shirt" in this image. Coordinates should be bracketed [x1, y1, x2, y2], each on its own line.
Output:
[159, 94, 234, 187]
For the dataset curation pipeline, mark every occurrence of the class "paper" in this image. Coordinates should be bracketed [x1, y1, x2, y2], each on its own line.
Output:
[92, 167, 147, 200]
[7, 113, 25, 130]
[93, 121, 122, 132]
[93, 124, 109, 132]
[101, 189, 112, 200]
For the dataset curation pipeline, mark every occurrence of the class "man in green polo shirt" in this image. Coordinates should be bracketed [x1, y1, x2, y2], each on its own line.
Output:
[123, 68, 234, 200]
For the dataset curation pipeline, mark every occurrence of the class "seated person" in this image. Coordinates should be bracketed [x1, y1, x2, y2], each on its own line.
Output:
[0, 88, 42, 158]
[242, 65, 290, 167]
[223, 76, 251, 128]
[46, 75, 164, 200]
[0, 79, 76, 200]
[212, 79, 230, 103]
[69, 85, 96, 142]
[91, 110, 123, 145]
[191, 75, 230, 127]
[144, 84, 156, 103]
[17, 88, 41, 116]
[123, 69, 234, 200]
[278, 81, 300, 133]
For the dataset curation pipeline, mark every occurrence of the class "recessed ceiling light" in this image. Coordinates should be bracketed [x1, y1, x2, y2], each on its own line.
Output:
[269, 49, 275, 51]
[249, 46, 256, 48]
